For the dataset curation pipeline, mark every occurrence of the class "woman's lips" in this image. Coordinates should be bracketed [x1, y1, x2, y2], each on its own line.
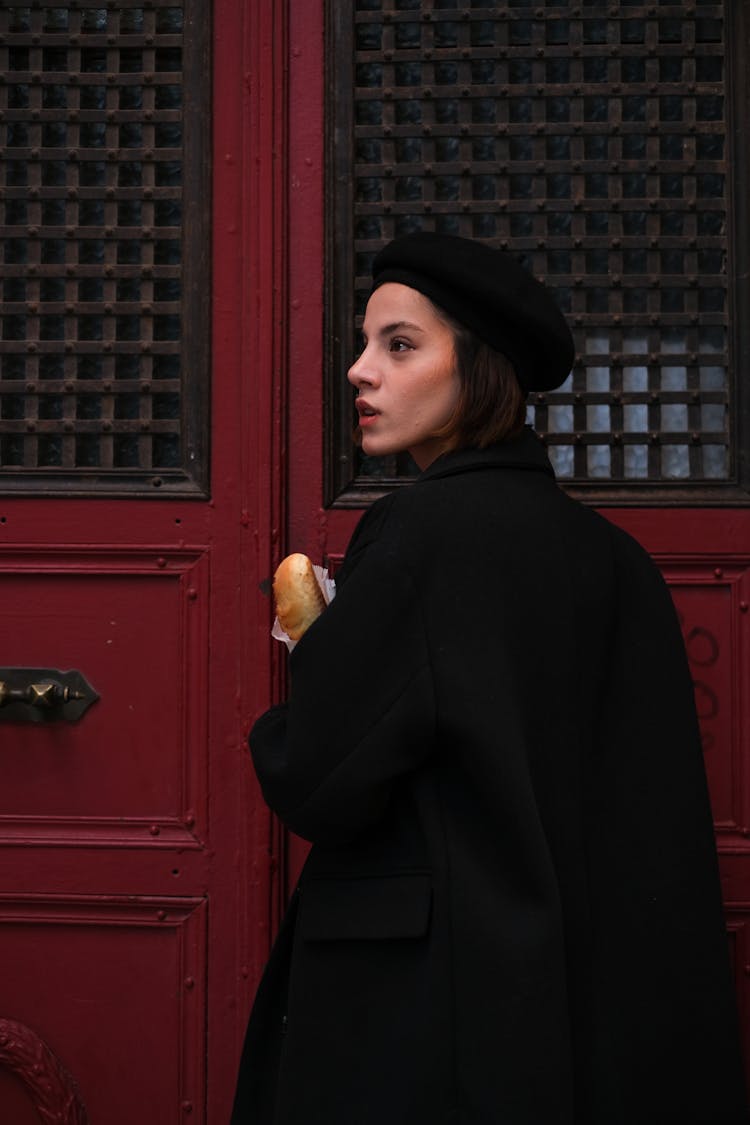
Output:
[356, 400, 380, 427]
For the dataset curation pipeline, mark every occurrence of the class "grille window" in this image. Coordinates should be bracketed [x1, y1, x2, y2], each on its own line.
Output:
[327, 1, 741, 503]
[0, 2, 209, 495]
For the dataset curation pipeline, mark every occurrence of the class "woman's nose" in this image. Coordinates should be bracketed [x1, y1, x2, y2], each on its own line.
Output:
[347, 349, 376, 388]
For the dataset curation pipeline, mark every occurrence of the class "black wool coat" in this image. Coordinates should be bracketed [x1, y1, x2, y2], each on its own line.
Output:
[232, 429, 747, 1125]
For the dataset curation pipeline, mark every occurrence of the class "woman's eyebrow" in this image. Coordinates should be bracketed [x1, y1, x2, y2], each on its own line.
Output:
[378, 320, 425, 336]
[359, 319, 425, 345]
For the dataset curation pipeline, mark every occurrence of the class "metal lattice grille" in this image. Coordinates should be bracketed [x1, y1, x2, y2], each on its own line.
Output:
[328, 0, 736, 499]
[0, 1, 209, 494]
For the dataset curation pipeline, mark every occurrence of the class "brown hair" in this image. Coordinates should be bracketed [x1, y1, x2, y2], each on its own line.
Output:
[433, 307, 527, 452]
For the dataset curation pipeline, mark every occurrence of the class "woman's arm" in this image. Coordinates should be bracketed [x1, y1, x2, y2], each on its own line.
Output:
[250, 519, 436, 843]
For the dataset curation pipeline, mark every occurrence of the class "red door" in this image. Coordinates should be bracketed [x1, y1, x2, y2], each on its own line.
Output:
[280, 0, 750, 1093]
[4, 4, 743, 1122]
[0, 3, 280, 1121]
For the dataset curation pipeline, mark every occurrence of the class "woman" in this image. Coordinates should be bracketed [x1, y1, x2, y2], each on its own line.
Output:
[232, 233, 747, 1124]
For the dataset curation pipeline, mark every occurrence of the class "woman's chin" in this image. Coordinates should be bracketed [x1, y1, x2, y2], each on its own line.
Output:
[361, 435, 395, 459]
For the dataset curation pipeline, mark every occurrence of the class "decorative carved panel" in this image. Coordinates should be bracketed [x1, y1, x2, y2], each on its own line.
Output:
[661, 559, 750, 844]
[0, 1018, 89, 1124]
[0, 895, 206, 1123]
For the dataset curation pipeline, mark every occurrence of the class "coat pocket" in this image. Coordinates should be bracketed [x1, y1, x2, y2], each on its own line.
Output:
[299, 872, 432, 942]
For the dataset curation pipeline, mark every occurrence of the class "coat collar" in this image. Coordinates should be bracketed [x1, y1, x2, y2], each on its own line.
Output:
[418, 426, 556, 483]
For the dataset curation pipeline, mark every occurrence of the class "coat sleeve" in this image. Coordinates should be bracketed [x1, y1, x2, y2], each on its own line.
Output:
[249, 505, 436, 844]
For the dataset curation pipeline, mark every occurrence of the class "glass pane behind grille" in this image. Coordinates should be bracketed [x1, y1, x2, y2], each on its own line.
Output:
[329, 1, 734, 498]
[0, 2, 209, 494]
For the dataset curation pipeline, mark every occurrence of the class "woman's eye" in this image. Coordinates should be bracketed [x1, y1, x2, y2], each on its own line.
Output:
[390, 338, 411, 353]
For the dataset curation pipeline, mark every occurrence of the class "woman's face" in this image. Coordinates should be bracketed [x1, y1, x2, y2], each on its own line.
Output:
[347, 283, 460, 470]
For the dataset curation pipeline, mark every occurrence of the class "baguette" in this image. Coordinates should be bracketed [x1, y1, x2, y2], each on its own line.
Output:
[273, 553, 327, 641]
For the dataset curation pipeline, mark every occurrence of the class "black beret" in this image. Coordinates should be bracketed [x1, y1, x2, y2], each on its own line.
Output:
[371, 232, 574, 393]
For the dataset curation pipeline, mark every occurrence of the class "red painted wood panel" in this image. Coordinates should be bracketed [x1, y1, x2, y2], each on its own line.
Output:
[0, 1, 287, 1120]
[0, 897, 206, 1122]
[0, 551, 208, 839]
